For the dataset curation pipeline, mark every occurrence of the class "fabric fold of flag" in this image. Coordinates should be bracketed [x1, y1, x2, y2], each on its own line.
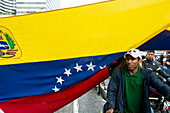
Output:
[0, 53, 124, 103]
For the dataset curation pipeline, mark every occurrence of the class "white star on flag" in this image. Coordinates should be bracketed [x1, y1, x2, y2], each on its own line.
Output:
[56, 76, 65, 85]
[64, 68, 72, 77]
[99, 65, 106, 69]
[74, 63, 83, 72]
[52, 85, 60, 92]
[86, 62, 96, 71]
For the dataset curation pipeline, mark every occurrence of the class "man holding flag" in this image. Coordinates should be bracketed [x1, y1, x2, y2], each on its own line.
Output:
[105, 48, 170, 113]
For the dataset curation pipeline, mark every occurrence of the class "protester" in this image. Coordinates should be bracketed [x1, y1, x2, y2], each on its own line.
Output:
[104, 48, 170, 113]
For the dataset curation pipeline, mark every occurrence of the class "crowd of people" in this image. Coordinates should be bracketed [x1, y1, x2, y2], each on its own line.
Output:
[155, 54, 170, 71]
[142, 50, 170, 84]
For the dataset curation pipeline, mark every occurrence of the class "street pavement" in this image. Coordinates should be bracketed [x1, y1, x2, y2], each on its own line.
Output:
[54, 86, 108, 113]
[55, 77, 111, 113]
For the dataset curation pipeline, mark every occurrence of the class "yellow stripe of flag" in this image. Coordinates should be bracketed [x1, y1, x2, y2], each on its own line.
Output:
[0, 0, 170, 65]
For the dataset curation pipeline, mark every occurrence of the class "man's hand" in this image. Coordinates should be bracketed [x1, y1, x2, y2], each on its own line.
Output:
[106, 108, 114, 113]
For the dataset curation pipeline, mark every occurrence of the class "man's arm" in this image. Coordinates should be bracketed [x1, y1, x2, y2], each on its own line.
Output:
[149, 71, 170, 97]
[166, 60, 170, 65]
[163, 58, 166, 65]
[106, 69, 119, 111]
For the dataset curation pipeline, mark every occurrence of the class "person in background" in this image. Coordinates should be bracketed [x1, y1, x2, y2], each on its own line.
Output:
[159, 55, 164, 67]
[163, 54, 170, 70]
[154, 55, 159, 61]
[142, 50, 170, 83]
[104, 48, 170, 113]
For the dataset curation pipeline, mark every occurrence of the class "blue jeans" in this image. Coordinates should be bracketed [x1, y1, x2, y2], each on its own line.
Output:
[162, 65, 168, 71]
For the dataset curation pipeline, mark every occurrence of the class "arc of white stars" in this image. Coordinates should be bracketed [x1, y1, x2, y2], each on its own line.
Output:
[64, 68, 72, 77]
[52, 85, 60, 92]
[56, 76, 65, 85]
[74, 63, 83, 72]
[86, 62, 96, 71]
[99, 65, 106, 69]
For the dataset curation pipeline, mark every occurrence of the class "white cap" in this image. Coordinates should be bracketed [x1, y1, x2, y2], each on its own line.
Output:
[124, 48, 142, 59]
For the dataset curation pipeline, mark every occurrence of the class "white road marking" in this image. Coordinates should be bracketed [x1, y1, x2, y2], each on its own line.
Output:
[73, 99, 79, 113]
[0, 108, 4, 113]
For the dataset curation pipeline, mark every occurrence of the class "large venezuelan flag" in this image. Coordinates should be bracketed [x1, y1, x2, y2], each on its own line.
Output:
[0, 0, 170, 112]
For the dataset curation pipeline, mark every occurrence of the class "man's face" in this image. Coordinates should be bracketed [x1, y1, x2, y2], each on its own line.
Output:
[126, 55, 141, 71]
[165, 55, 168, 58]
[146, 52, 155, 61]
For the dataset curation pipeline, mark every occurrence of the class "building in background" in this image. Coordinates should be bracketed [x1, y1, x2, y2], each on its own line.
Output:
[0, 0, 60, 16]
[60, 0, 106, 9]
[16, 0, 46, 15]
[0, 0, 16, 15]
[46, 0, 60, 10]
[0, 0, 105, 17]
[16, 0, 61, 15]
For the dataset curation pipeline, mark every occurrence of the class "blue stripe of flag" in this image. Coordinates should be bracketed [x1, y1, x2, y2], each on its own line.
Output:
[0, 52, 124, 102]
